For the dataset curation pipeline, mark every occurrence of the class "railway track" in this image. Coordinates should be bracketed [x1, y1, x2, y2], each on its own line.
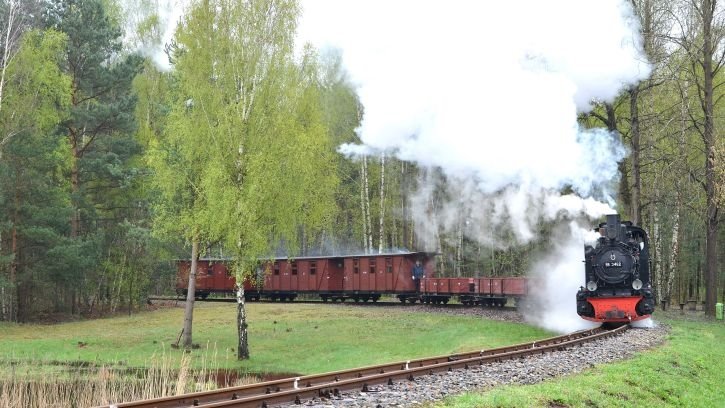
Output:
[96, 325, 628, 408]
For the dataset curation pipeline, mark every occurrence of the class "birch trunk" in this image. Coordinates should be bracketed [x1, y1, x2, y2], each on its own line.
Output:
[455, 216, 463, 277]
[360, 158, 368, 251]
[378, 153, 385, 254]
[237, 282, 249, 359]
[666, 197, 681, 304]
[362, 155, 372, 253]
[182, 238, 199, 349]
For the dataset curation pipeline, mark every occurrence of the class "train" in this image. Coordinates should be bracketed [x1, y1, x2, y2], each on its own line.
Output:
[576, 214, 655, 323]
[176, 251, 528, 307]
[176, 214, 655, 323]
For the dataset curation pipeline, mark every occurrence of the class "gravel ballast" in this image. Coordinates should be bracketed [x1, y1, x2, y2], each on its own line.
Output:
[285, 306, 668, 408]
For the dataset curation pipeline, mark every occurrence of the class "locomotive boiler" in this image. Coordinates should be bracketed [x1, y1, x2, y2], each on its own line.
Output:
[576, 214, 655, 323]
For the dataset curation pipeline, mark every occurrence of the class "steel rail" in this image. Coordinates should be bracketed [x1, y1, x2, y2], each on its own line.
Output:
[96, 325, 626, 408]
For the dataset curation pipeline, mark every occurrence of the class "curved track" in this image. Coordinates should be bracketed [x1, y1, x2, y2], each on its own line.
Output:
[95, 325, 627, 408]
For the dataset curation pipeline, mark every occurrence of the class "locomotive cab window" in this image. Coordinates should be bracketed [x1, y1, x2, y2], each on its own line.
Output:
[386, 257, 392, 273]
[310, 261, 317, 275]
[353, 258, 359, 274]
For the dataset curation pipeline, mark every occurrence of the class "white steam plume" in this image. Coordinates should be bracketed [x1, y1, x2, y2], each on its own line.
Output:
[299, 0, 650, 332]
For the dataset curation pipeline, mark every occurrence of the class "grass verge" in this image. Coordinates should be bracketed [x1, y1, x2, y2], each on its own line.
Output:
[0, 302, 551, 374]
[432, 313, 724, 408]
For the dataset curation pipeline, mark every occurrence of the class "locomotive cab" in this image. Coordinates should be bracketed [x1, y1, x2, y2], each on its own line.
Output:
[577, 214, 655, 323]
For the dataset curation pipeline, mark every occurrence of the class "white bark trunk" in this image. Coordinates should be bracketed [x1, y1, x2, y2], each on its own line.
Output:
[182, 239, 198, 348]
[378, 153, 385, 254]
[360, 157, 368, 252]
[666, 199, 680, 304]
[236, 282, 249, 359]
[362, 155, 373, 253]
[455, 216, 463, 277]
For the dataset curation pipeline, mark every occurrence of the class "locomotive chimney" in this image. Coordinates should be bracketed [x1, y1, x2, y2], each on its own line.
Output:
[605, 214, 620, 240]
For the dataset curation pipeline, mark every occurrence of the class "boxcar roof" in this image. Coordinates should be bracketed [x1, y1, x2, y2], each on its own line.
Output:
[176, 251, 437, 262]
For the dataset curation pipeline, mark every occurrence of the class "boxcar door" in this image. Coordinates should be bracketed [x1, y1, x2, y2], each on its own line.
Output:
[359, 257, 371, 293]
[327, 258, 345, 292]
[270, 261, 282, 292]
[383, 257, 394, 293]
[344, 258, 358, 292]
[296, 260, 309, 293]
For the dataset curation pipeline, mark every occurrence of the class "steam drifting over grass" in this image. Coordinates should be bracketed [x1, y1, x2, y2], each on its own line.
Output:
[298, 0, 651, 332]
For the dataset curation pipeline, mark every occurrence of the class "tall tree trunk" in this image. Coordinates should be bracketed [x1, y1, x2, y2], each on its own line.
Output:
[666, 196, 681, 305]
[182, 238, 199, 348]
[236, 282, 249, 359]
[378, 153, 385, 254]
[362, 155, 372, 253]
[9, 181, 18, 322]
[400, 161, 407, 249]
[652, 199, 663, 305]
[702, 0, 719, 317]
[70, 145, 80, 238]
[629, 86, 642, 226]
[455, 216, 463, 277]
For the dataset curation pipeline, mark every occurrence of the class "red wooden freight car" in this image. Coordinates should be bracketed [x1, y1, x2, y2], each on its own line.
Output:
[176, 251, 436, 302]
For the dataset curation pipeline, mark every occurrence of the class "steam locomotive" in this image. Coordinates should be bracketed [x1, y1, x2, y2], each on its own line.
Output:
[576, 214, 655, 323]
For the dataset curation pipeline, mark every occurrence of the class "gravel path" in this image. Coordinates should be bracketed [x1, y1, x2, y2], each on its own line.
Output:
[284, 308, 668, 408]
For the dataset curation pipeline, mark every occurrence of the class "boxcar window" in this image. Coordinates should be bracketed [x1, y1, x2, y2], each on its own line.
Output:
[310, 261, 317, 275]
[369, 259, 376, 274]
[353, 258, 359, 274]
[274, 262, 280, 275]
[291, 262, 298, 275]
[207, 266, 214, 275]
[386, 257, 392, 273]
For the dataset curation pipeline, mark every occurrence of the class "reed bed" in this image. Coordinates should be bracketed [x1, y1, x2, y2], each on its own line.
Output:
[0, 349, 258, 408]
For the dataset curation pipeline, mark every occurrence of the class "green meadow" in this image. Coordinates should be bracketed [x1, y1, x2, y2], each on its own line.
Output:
[0, 302, 551, 376]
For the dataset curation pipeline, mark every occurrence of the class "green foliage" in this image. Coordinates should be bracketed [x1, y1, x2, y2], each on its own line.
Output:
[152, 0, 340, 279]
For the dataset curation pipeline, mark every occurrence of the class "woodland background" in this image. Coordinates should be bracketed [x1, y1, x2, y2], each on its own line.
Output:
[0, 0, 722, 323]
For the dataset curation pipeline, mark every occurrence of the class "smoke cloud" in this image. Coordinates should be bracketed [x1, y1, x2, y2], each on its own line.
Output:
[299, 0, 650, 332]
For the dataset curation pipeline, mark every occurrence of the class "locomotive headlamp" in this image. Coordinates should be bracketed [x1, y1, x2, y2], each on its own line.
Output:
[632, 279, 643, 290]
[586, 281, 598, 291]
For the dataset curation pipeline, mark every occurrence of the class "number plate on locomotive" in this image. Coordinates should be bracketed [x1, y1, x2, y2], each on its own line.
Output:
[604, 261, 622, 267]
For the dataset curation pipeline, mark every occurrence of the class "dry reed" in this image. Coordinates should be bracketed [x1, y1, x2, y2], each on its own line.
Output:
[0, 345, 258, 408]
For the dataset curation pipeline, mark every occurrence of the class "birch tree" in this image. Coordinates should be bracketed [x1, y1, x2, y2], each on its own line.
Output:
[169, 0, 336, 359]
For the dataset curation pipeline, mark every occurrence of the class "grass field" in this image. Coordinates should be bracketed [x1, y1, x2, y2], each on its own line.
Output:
[432, 311, 725, 408]
[0, 302, 551, 375]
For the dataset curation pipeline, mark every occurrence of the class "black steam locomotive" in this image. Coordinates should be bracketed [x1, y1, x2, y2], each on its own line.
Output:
[576, 214, 655, 323]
